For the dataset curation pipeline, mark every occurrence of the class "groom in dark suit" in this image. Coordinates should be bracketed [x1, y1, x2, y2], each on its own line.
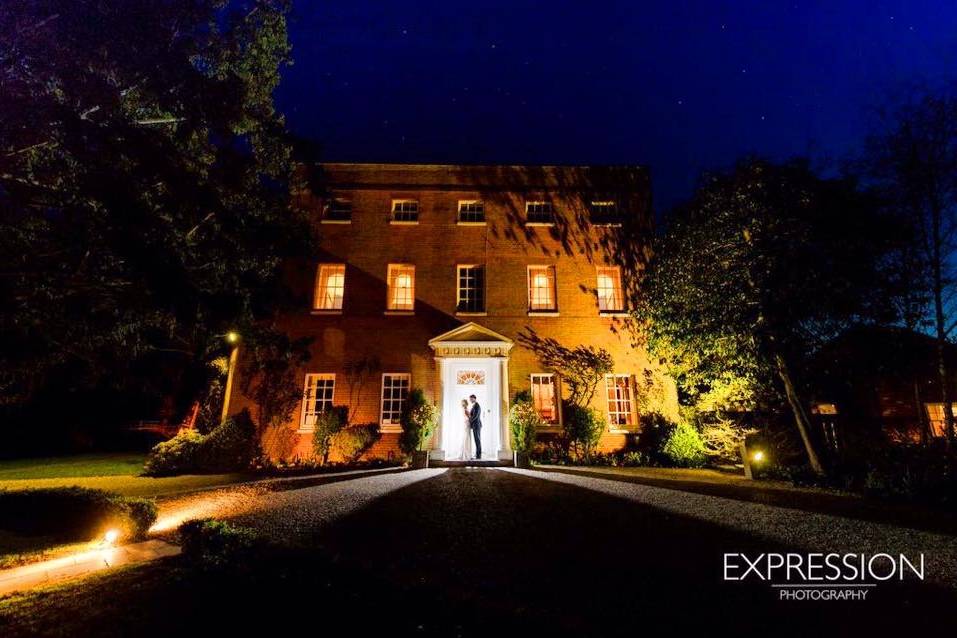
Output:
[468, 394, 482, 459]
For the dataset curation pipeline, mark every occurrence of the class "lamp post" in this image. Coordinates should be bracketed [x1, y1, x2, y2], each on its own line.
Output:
[220, 331, 241, 423]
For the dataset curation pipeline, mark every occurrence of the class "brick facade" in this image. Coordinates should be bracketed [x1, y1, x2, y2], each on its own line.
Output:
[225, 163, 678, 462]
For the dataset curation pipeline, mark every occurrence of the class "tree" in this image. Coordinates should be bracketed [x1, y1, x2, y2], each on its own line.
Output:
[636, 159, 905, 474]
[0, 1, 314, 434]
[862, 85, 957, 445]
[517, 330, 613, 405]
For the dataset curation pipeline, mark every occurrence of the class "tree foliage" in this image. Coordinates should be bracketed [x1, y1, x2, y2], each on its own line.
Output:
[0, 1, 313, 424]
[636, 158, 907, 472]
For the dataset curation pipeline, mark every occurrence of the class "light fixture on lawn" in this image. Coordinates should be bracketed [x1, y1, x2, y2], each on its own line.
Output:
[225, 330, 240, 344]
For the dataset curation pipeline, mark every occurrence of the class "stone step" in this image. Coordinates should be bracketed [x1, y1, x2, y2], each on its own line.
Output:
[431, 459, 513, 468]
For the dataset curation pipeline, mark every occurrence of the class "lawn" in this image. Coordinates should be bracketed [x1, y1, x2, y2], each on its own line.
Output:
[0, 453, 146, 480]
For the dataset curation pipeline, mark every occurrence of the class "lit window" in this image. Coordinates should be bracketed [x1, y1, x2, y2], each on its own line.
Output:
[458, 200, 485, 223]
[596, 266, 624, 312]
[391, 199, 419, 222]
[526, 201, 554, 224]
[323, 198, 352, 222]
[387, 264, 415, 311]
[531, 374, 559, 424]
[300, 374, 335, 431]
[457, 265, 485, 313]
[924, 403, 956, 438]
[528, 265, 557, 311]
[605, 374, 635, 427]
[381, 373, 411, 427]
[314, 263, 346, 310]
[589, 200, 622, 225]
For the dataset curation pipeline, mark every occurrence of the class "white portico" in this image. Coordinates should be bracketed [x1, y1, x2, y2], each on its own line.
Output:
[428, 323, 513, 461]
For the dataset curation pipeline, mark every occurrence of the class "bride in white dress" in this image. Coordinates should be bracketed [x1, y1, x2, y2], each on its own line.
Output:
[456, 398, 473, 461]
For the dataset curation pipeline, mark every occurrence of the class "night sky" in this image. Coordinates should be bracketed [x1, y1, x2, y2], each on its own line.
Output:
[277, 1, 957, 211]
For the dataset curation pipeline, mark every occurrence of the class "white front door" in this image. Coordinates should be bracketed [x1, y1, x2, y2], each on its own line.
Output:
[441, 360, 499, 459]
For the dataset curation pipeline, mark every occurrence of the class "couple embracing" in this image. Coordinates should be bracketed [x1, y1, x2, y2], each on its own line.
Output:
[455, 394, 482, 460]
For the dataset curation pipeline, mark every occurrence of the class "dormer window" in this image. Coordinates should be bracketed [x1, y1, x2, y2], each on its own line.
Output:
[391, 199, 419, 223]
[526, 201, 555, 225]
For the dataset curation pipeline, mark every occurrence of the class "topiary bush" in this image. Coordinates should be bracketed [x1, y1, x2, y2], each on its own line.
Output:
[661, 421, 707, 467]
[333, 423, 381, 462]
[562, 402, 605, 462]
[0, 487, 157, 542]
[509, 390, 543, 454]
[179, 519, 261, 572]
[312, 406, 348, 464]
[143, 409, 261, 476]
[398, 388, 437, 456]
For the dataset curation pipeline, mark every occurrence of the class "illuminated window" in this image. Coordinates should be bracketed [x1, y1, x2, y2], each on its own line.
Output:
[322, 198, 352, 222]
[391, 199, 419, 222]
[381, 373, 411, 427]
[527, 265, 557, 311]
[589, 200, 622, 225]
[314, 263, 346, 310]
[924, 403, 956, 438]
[458, 200, 485, 223]
[531, 374, 559, 424]
[387, 264, 415, 311]
[596, 266, 624, 312]
[526, 201, 554, 224]
[605, 374, 635, 427]
[457, 265, 485, 313]
[300, 373, 335, 431]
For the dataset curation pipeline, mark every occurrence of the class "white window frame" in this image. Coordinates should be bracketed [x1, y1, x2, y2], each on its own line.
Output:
[596, 266, 625, 313]
[589, 200, 623, 226]
[525, 201, 555, 226]
[527, 265, 558, 313]
[299, 373, 336, 432]
[313, 263, 346, 311]
[380, 373, 411, 432]
[386, 263, 416, 312]
[530, 373, 561, 426]
[391, 199, 419, 224]
[605, 374, 635, 430]
[456, 264, 486, 314]
[322, 197, 352, 224]
[457, 200, 486, 225]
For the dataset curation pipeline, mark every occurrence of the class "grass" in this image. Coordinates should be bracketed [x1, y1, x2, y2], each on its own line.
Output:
[0, 473, 250, 499]
[0, 453, 146, 480]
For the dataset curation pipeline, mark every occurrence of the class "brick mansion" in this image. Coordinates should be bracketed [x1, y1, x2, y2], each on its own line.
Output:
[224, 163, 676, 461]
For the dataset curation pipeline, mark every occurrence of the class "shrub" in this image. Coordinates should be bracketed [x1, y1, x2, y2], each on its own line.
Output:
[398, 388, 437, 455]
[143, 409, 260, 476]
[179, 519, 261, 571]
[143, 429, 205, 476]
[509, 391, 543, 453]
[312, 406, 348, 464]
[661, 421, 707, 467]
[0, 487, 157, 542]
[562, 402, 604, 462]
[333, 423, 381, 462]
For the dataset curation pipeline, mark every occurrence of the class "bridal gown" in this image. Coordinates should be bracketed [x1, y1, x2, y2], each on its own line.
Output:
[456, 408, 474, 460]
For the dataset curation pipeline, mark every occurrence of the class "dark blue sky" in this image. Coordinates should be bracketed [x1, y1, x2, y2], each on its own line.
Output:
[277, 1, 957, 211]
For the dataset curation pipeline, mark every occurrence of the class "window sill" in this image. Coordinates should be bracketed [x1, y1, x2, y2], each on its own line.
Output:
[320, 219, 352, 225]
[380, 424, 403, 434]
[311, 310, 343, 315]
[384, 310, 415, 316]
[527, 311, 559, 317]
[538, 424, 563, 431]
[525, 222, 555, 227]
[297, 428, 315, 435]
[390, 220, 419, 226]
[457, 221, 487, 226]
[592, 222, 623, 228]
[456, 311, 488, 317]
[599, 311, 629, 317]
[608, 428, 635, 435]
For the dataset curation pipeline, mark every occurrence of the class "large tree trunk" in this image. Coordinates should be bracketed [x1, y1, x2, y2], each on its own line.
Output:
[774, 352, 825, 475]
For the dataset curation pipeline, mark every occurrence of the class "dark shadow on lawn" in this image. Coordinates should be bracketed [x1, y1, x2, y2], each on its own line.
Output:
[305, 468, 957, 636]
[536, 465, 957, 537]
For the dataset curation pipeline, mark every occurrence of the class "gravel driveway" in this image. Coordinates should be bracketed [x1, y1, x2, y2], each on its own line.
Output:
[158, 467, 957, 633]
